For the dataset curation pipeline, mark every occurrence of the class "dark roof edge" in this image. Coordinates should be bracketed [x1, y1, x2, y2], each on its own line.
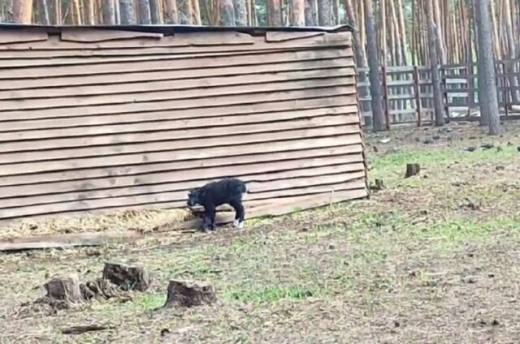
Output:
[0, 23, 354, 34]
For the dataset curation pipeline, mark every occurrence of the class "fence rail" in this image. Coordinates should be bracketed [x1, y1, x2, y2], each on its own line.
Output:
[358, 59, 520, 127]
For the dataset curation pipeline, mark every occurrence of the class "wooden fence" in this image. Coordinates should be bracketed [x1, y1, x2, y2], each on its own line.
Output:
[358, 59, 520, 126]
[0, 25, 368, 226]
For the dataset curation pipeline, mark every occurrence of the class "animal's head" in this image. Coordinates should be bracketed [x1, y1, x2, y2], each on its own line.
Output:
[187, 188, 202, 207]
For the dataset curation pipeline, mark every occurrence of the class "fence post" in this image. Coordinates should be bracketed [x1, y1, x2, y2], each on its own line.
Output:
[381, 65, 391, 130]
[413, 66, 422, 127]
[503, 61, 509, 118]
[441, 67, 450, 123]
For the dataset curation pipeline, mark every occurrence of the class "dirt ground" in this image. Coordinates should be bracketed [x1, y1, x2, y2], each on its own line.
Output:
[2, 120, 520, 343]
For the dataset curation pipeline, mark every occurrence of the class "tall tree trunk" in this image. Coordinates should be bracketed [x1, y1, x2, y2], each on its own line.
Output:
[165, 0, 178, 23]
[396, 0, 408, 65]
[433, 0, 446, 63]
[503, 0, 519, 104]
[150, 0, 162, 23]
[363, 0, 385, 132]
[290, 0, 304, 25]
[304, 0, 315, 25]
[119, 0, 136, 23]
[476, 0, 500, 135]
[13, 0, 34, 23]
[425, 0, 444, 127]
[267, 0, 281, 25]
[344, 0, 371, 117]
[84, 0, 94, 24]
[234, 0, 247, 25]
[71, 0, 81, 24]
[220, 0, 235, 25]
[318, 0, 330, 26]
[332, 0, 338, 25]
[192, 0, 201, 24]
[114, 0, 120, 23]
[40, 0, 50, 24]
[103, 0, 116, 23]
[181, 0, 193, 23]
[138, 0, 151, 23]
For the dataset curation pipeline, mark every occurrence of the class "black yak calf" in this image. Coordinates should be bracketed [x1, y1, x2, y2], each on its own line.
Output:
[187, 178, 248, 232]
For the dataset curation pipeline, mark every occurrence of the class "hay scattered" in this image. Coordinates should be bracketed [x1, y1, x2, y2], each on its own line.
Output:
[0, 209, 196, 240]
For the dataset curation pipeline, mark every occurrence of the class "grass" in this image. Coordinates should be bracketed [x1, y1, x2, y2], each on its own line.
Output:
[2, 121, 520, 343]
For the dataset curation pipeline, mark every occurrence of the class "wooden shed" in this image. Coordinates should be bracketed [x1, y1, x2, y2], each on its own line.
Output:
[0, 24, 367, 227]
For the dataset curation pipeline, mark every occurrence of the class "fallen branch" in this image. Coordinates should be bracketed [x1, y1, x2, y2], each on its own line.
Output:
[61, 324, 117, 335]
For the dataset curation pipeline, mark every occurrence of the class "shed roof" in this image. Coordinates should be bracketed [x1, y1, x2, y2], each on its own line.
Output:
[0, 23, 354, 35]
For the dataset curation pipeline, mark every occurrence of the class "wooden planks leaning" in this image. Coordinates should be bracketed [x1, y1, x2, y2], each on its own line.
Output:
[0, 26, 367, 227]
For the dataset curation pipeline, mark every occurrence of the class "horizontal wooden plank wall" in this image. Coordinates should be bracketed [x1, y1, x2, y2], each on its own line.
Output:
[0, 27, 367, 226]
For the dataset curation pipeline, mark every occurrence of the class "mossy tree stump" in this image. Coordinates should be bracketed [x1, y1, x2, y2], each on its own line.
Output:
[405, 163, 421, 178]
[44, 274, 83, 303]
[163, 280, 216, 308]
[102, 263, 150, 292]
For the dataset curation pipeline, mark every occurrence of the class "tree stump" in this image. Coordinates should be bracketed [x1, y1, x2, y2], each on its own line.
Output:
[102, 263, 150, 292]
[370, 179, 386, 191]
[405, 164, 421, 178]
[163, 280, 216, 308]
[44, 274, 84, 303]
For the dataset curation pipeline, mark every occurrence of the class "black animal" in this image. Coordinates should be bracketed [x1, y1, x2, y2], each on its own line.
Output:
[187, 178, 248, 232]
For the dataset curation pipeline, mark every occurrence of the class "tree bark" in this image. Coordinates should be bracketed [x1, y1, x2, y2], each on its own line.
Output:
[181, 0, 193, 23]
[267, 0, 282, 25]
[165, 0, 179, 23]
[192, 0, 201, 24]
[344, 0, 370, 116]
[476, 0, 500, 135]
[503, 0, 519, 105]
[138, 0, 151, 23]
[119, 0, 136, 24]
[290, 0, 305, 26]
[13, 0, 34, 23]
[425, 0, 444, 127]
[220, 0, 235, 25]
[234, 0, 247, 25]
[39, 0, 50, 24]
[363, 0, 385, 131]
[332, 0, 339, 25]
[318, 0, 330, 26]
[103, 0, 116, 24]
[149, 0, 162, 23]
[304, 0, 314, 25]
[84, 0, 95, 24]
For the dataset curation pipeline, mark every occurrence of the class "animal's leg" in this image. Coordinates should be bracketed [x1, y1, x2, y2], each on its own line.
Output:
[205, 204, 216, 231]
[230, 200, 245, 229]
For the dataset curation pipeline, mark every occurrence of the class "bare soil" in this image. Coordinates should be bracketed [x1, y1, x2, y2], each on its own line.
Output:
[1, 121, 520, 343]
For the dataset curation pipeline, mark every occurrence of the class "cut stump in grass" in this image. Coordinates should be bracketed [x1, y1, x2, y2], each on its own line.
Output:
[44, 274, 83, 303]
[102, 263, 150, 292]
[370, 179, 386, 191]
[163, 280, 216, 308]
[405, 163, 421, 178]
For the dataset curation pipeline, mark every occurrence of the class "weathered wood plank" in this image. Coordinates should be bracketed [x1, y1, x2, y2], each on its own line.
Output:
[0, 48, 352, 80]
[0, 96, 352, 132]
[0, 143, 361, 186]
[60, 29, 164, 42]
[0, 125, 359, 164]
[265, 31, 325, 42]
[0, 231, 144, 251]
[0, 57, 352, 91]
[0, 77, 355, 112]
[0, 31, 350, 51]
[1, 66, 355, 101]
[0, 86, 355, 121]
[0, 134, 362, 176]
[1, 106, 358, 141]
[0, 114, 357, 153]
[0, 29, 48, 44]
[0, 159, 364, 205]
[0, 178, 366, 219]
